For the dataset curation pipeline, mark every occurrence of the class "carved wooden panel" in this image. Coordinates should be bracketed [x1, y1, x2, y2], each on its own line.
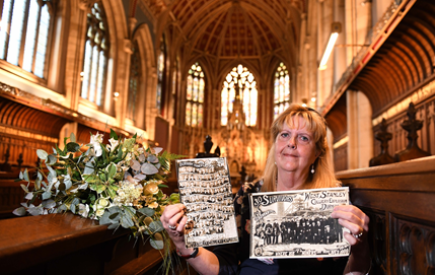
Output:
[337, 158, 435, 274]
[0, 180, 25, 218]
[362, 208, 387, 275]
[392, 215, 435, 275]
[0, 133, 54, 168]
[374, 96, 435, 158]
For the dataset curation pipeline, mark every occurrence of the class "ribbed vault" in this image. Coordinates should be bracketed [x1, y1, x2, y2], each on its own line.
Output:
[168, 0, 305, 86]
[349, 0, 435, 117]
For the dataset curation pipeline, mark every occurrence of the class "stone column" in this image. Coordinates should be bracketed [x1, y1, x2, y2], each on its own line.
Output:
[347, 90, 373, 169]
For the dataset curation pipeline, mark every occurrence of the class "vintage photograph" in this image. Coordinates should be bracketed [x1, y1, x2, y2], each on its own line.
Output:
[176, 157, 239, 248]
[249, 187, 350, 259]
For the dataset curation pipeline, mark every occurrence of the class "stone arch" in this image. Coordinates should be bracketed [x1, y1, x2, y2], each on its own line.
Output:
[216, 60, 262, 90]
[99, 0, 129, 116]
[132, 23, 157, 138]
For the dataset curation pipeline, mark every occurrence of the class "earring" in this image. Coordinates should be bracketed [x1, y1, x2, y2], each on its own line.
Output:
[311, 164, 315, 174]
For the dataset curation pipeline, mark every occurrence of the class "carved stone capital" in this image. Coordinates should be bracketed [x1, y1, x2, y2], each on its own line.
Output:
[79, 0, 92, 11]
[124, 39, 133, 54]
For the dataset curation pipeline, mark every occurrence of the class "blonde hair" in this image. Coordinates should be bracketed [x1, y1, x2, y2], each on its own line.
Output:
[262, 103, 337, 192]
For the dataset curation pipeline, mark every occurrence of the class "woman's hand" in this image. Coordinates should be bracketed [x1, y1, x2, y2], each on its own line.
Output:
[331, 205, 369, 246]
[331, 204, 371, 274]
[160, 203, 220, 275]
[160, 203, 188, 248]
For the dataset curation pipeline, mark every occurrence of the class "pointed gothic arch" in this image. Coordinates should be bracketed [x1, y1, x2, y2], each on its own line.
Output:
[185, 62, 206, 128]
[273, 62, 291, 119]
[130, 23, 156, 134]
[220, 64, 258, 127]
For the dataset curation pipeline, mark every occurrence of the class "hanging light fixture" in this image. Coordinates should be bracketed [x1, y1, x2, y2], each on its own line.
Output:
[319, 22, 341, 71]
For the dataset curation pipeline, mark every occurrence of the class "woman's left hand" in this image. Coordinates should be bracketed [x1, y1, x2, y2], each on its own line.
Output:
[331, 205, 369, 247]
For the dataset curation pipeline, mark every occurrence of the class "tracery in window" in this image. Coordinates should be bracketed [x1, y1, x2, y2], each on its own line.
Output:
[156, 37, 166, 115]
[221, 65, 257, 127]
[80, 2, 109, 107]
[0, 0, 54, 78]
[127, 42, 141, 122]
[273, 62, 290, 119]
[185, 62, 205, 127]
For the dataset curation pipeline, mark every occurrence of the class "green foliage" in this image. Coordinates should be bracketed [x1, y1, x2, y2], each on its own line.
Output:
[110, 129, 119, 140]
[13, 129, 182, 257]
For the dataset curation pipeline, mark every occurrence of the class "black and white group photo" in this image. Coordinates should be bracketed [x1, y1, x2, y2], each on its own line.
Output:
[249, 187, 351, 259]
[176, 158, 239, 248]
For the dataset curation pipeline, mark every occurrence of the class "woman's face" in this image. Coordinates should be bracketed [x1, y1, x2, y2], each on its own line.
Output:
[275, 116, 319, 177]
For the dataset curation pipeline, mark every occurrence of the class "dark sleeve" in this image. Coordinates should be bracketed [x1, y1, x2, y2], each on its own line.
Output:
[214, 186, 245, 275]
[213, 243, 240, 275]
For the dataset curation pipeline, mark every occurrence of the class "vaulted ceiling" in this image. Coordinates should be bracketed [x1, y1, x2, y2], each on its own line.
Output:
[165, 0, 306, 86]
[171, 0, 300, 57]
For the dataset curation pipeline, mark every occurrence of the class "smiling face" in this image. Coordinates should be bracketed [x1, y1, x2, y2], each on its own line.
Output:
[274, 116, 319, 180]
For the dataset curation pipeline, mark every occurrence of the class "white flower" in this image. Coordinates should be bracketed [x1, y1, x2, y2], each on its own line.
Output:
[90, 133, 104, 157]
[107, 138, 119, 151]
[111, 181, 143, 206]
[91, 144, 102, 157]
[98, 198, 110, 207]
[78, 204, 90, 218]
[95, 209, 105, 217]
[125, 152, 132, 162]
[90, 133, 103, 144]
[94, 197, 111, 209]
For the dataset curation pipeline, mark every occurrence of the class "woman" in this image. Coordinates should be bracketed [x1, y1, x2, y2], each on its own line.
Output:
[161, 104, 371, 274]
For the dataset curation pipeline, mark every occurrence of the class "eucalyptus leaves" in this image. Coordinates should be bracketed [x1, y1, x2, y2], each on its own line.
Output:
[14, 129, 181, 250]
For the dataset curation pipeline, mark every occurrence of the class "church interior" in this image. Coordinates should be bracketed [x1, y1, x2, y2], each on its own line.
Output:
[1, 0, 435, 274]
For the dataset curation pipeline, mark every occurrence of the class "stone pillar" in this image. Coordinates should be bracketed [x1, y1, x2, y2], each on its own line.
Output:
[347, 90, 373, 169]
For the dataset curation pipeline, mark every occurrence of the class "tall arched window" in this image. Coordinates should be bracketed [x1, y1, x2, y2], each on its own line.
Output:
[221, 64, 257, 127]
[80, 1, 109, 107]
[185, 62, 205, 127]
[0, 0, 54, 78]
[273, 62, 290, 119]
[156, 37, 166, 115]
[172, 58, 179, 121]
[127, 41, 141, 123]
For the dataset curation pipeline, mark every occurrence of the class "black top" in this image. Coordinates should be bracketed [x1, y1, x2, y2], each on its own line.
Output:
[213, 181, 348, 275]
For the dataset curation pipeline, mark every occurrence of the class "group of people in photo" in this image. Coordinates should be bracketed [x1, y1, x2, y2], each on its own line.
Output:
[255, 216, 343, 245]
[183, 193, 233, 204]
[178, 163, 235, 238]
[179, 184, 232, 196]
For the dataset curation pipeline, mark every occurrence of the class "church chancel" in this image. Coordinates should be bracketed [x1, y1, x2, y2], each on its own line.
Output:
[1, 0, 435, 274]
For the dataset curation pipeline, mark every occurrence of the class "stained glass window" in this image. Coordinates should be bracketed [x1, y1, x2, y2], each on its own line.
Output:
[127, 42, 141, 122]
[273, 62, 290, 119]
[185, 62, 204, 127]
[156, 37, 166, 115]
[0, 0, 54, 78]
[221, 64, 257, 127]
[80, 2, 109, 107]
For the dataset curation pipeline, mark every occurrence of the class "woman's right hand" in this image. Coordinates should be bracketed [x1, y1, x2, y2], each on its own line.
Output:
[160, 203, 188, 247]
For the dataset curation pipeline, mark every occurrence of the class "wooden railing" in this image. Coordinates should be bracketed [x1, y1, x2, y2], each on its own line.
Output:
[337, 155, 435, 274]
[0, 213, 179, 275]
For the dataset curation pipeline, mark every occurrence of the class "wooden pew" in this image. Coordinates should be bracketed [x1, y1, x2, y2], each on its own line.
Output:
[337, 156, 435, 274]
[0, 213, 192, 275]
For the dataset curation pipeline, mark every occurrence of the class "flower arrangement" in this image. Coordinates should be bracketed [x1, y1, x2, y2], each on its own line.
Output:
[13, 130, 181, 251]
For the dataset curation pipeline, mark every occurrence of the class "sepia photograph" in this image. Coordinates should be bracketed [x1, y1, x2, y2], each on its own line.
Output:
[176, 157, 239, 248]
[249, 187, 350, 259]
